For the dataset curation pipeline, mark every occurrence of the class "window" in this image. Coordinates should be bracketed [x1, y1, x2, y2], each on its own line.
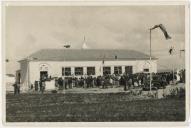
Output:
[62, 67, 71, 76]
[125, 66, 133, 74]
[114, 66, 122, 75]
[87, 67, 95, 75]
[75, 67, 83, 75]
[39, 64, 49, 71]
[143, 68, 149, 72]
[103, 66, 111, 75]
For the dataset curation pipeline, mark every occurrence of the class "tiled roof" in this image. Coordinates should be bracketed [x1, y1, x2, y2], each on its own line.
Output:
[23, 49, 157, 61]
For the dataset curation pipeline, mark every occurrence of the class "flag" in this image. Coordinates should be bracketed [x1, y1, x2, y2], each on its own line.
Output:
[151, 24, 171, 40]
[169, 46, 175, 55]
[179, 49, 185, 58]
[63, 45, 70, 48]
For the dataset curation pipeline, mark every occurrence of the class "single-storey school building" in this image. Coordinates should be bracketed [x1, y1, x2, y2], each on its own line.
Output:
[18, 49, 157, 91]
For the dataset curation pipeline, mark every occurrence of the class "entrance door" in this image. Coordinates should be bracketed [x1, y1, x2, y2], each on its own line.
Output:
[40, 71, 48, 80]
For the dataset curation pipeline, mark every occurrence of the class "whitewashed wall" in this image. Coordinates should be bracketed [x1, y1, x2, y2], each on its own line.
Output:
[25, 60, 157, 86]
[19, 59, 157, 90]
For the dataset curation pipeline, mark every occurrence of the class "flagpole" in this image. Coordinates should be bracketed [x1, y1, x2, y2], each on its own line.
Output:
[149, 29, 152, 93]
[172, 65, 174, 85]
[149, 24, 171, 92]
[170, 49, 175, 85]
[27, 58, 30, 89]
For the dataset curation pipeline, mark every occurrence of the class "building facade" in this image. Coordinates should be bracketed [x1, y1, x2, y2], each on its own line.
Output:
[18, 49, 157, 91]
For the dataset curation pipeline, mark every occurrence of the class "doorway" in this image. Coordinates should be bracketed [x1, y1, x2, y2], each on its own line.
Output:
[40, 71, 48, 80]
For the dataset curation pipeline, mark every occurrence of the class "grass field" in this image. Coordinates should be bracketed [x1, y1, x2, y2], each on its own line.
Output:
[6, 93, 185, 122]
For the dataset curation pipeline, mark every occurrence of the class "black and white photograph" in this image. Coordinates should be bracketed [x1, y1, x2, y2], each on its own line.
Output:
[2, 1, 189, 125]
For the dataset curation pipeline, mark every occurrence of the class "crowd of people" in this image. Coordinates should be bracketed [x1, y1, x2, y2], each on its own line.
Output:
[34, 76, 47, 93]
[31, 69, 185, 93]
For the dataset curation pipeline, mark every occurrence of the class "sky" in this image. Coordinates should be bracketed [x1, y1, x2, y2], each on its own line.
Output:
[5, 5, 185, 74]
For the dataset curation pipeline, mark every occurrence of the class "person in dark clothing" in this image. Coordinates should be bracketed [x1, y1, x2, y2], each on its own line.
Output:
[75, 77, 78, 87]
[39, 80, 42, 92]
[41, 81, 45, 93]
[87, 76, 90, 88]
[31, 84, 33, 90]
[170, 73, 173, 83]
[130, 74, 134, 86]
[55, 78, 58, 88]
[119, 76, 123, 86]
[34, 81, 39, 91]
[182, 69, 185, 83]
[68, 77, 72, 89]
[80, 77, 84, 88]
[13, 82, 17, 95]
[17, 83, 20, 94]
[102, 76, 106, 89]
[58, 77, 63, 90]
[90, 76, 93, 88]
[125, 74, 131, 90]
[96, 76, 101, 87]
[120, 75, 126, 91]
[166, 74, 170, 84]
